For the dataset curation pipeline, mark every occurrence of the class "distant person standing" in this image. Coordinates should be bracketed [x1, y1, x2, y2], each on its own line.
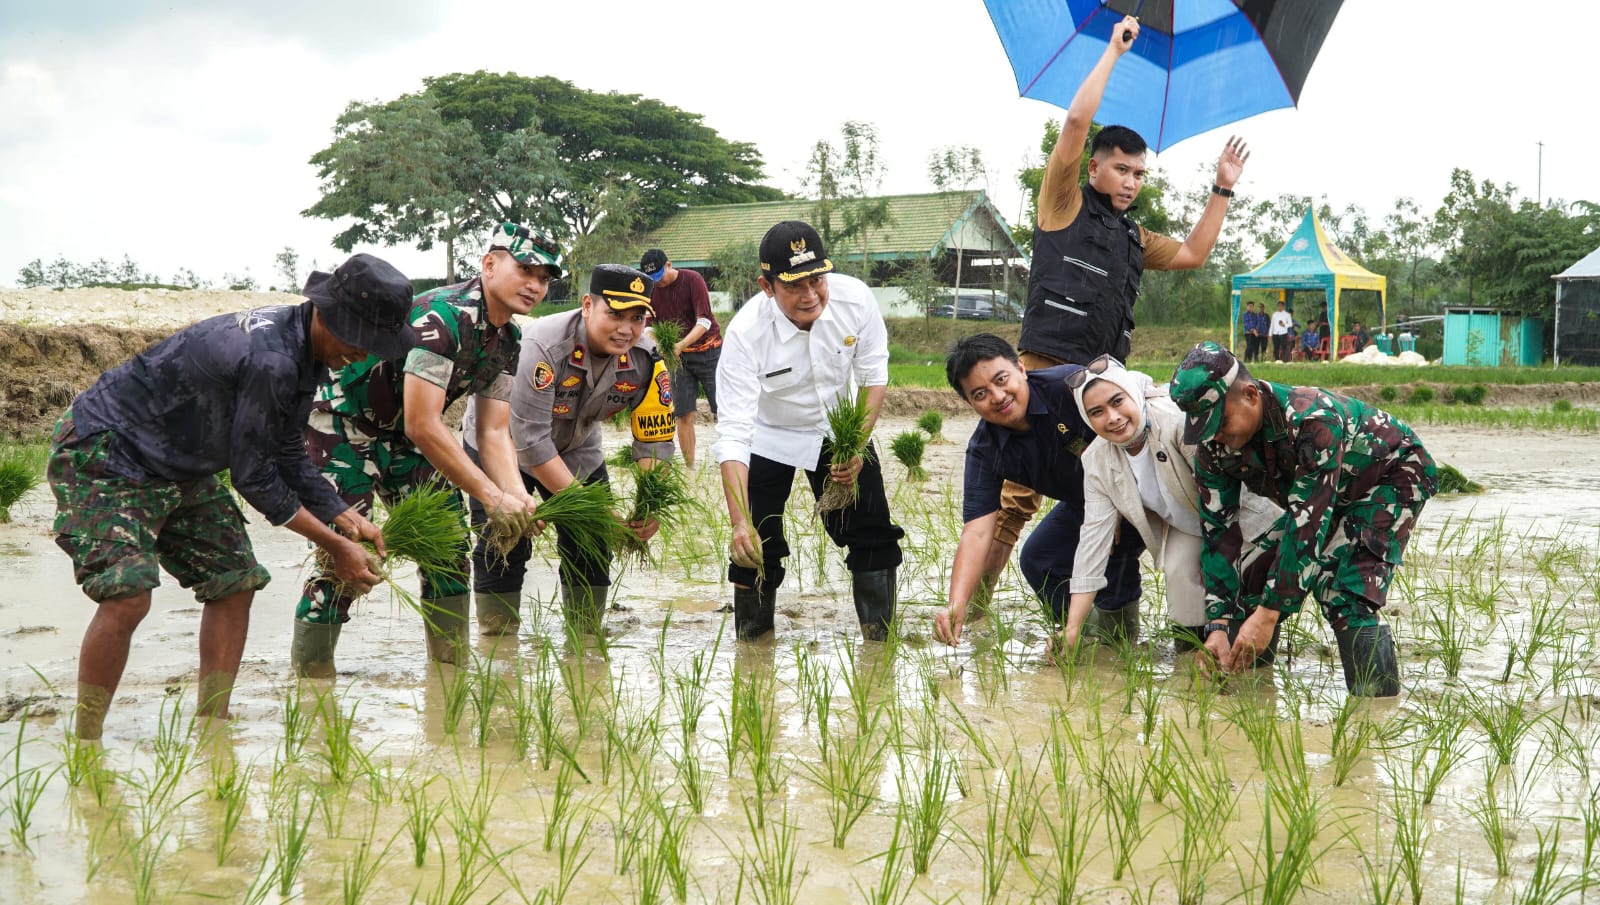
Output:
[639, 249, 720, 469]
[997, 13, 1251, 570]
[1243, 302, 1264, 362]
[1269, 300, 1294, 361]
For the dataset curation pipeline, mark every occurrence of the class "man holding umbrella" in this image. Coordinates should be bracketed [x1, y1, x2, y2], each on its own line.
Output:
[992, 14, 1251, 579]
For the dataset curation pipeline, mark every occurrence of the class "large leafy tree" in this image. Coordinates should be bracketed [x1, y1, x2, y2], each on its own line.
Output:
[304, 94, 565, 280]
[422, 72, 782, 237]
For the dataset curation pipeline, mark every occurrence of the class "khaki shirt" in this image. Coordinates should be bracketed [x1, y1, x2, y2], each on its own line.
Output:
[462, 309, 674, 477]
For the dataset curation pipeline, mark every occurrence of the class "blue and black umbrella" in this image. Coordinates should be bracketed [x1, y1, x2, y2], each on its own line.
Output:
[986, 0, 1346, 152]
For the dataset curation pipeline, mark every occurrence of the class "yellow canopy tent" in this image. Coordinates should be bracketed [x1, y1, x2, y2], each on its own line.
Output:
[1229, 207, 1387, 358]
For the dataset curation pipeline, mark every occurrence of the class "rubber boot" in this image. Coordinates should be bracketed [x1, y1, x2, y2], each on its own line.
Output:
[851, 568, 898, 642]
[560, 584, 607, 636]
[75, 681, 113, 741]
[1171, 624, 1206, 655]
[422, 594, 471, 665]
[291, 619, 342, 679]
[1335, 622, 1400, 697]
[733, 584, 776, 641]
[1084, 601, 1140, 645]
[477, 590, 521, 637]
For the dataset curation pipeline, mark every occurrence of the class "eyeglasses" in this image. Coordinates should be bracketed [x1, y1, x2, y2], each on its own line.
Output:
[1064, 353, 1123, 390]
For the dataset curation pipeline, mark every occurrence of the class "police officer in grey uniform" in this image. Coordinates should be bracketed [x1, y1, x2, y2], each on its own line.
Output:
[462, 264, 676, 633]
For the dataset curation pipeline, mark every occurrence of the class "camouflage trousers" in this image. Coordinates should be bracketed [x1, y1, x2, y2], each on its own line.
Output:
[296, 425, 470, 624]
[48, 409, 270, 603]
[1224, 494, 1427, 632]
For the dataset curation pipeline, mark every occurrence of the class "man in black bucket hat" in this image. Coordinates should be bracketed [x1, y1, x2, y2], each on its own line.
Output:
[49, 252, 416, 740]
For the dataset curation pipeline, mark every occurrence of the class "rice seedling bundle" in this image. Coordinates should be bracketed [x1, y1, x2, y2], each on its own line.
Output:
[817, 389, 872, 514]
[1437, 462, 1484, 494]
[916, 410, 944, 442]
[0, 447, 43, 523]
[620, 461, 696, 560]
[651, 319, 683, 376]
[484, 479, 630, 568]
[318, 481, 467, 600]
[890, 431, 927, 481]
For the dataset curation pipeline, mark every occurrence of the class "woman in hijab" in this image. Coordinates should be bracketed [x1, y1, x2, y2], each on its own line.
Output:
[1059, 354, 1278, 658]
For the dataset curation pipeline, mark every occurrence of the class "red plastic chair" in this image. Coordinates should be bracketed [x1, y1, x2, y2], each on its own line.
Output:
[1310, 336, 1331, 362]
[1336, 335, 1357, 358]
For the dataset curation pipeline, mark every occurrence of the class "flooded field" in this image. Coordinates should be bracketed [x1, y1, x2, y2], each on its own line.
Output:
[2, 416, 1599, 904]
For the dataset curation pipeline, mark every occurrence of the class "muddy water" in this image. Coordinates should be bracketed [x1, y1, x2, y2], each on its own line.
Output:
[3, 418, 1600, 904]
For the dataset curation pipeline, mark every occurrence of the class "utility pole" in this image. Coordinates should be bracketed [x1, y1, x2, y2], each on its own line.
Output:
[1537, 141, 1544, 206]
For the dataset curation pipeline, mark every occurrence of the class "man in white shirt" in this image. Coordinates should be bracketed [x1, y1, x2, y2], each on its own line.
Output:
[714, 221, 905, 641]
[1269, 300, 1294, 361]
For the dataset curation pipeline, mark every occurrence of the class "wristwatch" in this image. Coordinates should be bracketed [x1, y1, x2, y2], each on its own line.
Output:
[1211, 183, 1235, 198]
[1201, 621, 1232, 641]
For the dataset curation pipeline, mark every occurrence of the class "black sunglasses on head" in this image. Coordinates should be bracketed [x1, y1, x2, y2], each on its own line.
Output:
[1064, 354, 1123, 390]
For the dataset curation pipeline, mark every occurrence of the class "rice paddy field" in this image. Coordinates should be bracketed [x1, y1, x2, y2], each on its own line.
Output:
[2, 415, 1599, 904]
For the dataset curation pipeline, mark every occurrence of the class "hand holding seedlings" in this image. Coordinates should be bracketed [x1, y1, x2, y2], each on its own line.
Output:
[333, 508, 387, 557]
[828, 454, 864, 486]
[1228, 608, 1279, 672]
[729, 522, 761, 569]
[933, 600, 967, 646]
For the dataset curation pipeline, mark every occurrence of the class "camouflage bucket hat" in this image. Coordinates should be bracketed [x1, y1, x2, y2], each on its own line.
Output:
[1170, 341, 1241, 445]
[488, 222, 564, 279]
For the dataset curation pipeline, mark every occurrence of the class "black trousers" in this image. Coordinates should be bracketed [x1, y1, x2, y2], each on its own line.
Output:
[466, 446, 612, 593]
[728, 441, 905, 589]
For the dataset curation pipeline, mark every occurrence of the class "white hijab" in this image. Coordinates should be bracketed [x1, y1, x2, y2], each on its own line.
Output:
[1071, 361, 1156, 450]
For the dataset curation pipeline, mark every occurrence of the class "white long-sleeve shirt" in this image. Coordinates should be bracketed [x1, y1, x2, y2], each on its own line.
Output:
[712, 272, 890, 469]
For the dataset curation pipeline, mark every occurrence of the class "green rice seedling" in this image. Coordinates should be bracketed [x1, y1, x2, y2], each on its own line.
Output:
[272, 781, 316, 898]
[545, 807, 595, 905]
[210, 756, 250, 866]
[1329, 697, 1381, 786]
[378, 481, 471, 576]
[889, 430, 927, 481]
[402, 777, 443, 868]
[280, 681, 313, 762]
[817, 388, 872, 513]
[809, 717, 885, 848]
[838, 640, 891, 739]
[672, 646, 715, 739]
[1143, 723, 1179, 805]
[1448, 383, 1488, 406]
[916, 410, 944, 442]
[668, 741, 707, 815]
[435, 661, 472, 735]
[1553, 397, 1574, 413]
[339, 813, 395, 905]
[126, 829, 175, 905]
[1034, 786, 1096, 905]
[1468, 774, 1515, 878]
[1167, 749, 1238, 905]
[466, 651, 502, 748]
[1407, 385, 1435, 404]
[1419, 595, 1474, 679]
[1352, 806, 1405, 905]
[1467, 686, 1542, 765]
[317, 690, 373, 786]
[1251, 775, 1338, 905]
[1408, 696, 1470, 805]
[651, 319, 683, 376]
[739, 800, 803, 905]
[542, 760, 581, 853]
[1228, 691, 1282, 773]
[968, 770, 1014, 905]
[612, 756, 655, 875]
[0, 446, 42, 523]
[1096, 750, 1152, 881]
[652, 800, 692, 902]
[621, 460, 697, 561]
[4, 713, 56, 854]
[1386, 779, 1431, 905]
[526, 640, 563, 770]
[900, 743, 956, 876]
[1379, 385, 1399, 403]
[857, 810, 914, 905]
[1511, 825, 1585, 905]
[1004, 753, 1045, 858]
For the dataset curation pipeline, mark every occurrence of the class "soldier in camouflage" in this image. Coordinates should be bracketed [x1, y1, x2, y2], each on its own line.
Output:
[1170, 341, 1437, 697]
[460, 264, 676, 634]
[50, 254, 415, 739]
[292, 223, 561, 677]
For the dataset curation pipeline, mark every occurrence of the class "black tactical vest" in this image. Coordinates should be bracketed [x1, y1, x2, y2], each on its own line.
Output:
[1019, 185, 1146, 365]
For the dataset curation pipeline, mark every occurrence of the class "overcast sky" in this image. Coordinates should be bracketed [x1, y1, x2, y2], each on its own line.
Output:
[2, 1, 1594, 289]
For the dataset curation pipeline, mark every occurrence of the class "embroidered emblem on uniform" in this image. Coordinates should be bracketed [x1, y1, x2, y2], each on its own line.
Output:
[655, 370, 672, 405]
[843, 335, 857, 347]
[629, 277, 645, 294]
[618, 353, 629, 368]
[560, 375, 582, 388]
[1056, 423, 1067, 433]
[613, 380, 639, 393]
[570, 345, 586, 364]
[1068, 438, 1089, 456]
[552, 403, 571, 415]
[533, 361, 555, 391]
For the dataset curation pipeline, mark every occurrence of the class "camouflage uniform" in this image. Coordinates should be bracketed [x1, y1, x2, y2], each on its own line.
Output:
[298, 278, 520, 624]
[461, 307, 675, 592]
[1173, 344, 1438, 632]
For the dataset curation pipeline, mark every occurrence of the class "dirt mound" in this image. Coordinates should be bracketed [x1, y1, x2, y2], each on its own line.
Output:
[0, 324, 171, 439]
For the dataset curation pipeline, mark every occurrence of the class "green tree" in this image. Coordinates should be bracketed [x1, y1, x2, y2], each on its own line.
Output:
[304, 93, 565, 281]
[423, 72, 782, 237]
[706, 240, 762, 313]
[804, 121, 893, 279]
[275, 247, 301, 292]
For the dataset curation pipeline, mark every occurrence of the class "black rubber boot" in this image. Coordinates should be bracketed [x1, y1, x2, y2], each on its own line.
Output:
[560, 585, 607, 635]
[733, 584, 776, 641]
[291, 619, 342, 679]
[1171, 623, 1206, 654]
[422, 594, 471, 665]
[476, 590, 521, 636]
[851, 568, 898, 642]
[1084, 601, 1140, 645]
[1335, 622, 1400, 697]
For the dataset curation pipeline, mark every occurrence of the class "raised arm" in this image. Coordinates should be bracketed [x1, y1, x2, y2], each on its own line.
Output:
[1167, 137, 1250, 270]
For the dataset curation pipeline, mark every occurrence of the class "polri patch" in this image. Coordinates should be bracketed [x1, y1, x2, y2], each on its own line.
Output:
[613, 380, 638, 393]
[655, 369, 672, 405]
[552, 403, 571, 415]
[560, 375, 582, 388]
[533, 361, 555, 391]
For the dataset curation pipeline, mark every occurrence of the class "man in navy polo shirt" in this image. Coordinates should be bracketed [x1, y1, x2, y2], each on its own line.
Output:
[932, 333, 1143, 645]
